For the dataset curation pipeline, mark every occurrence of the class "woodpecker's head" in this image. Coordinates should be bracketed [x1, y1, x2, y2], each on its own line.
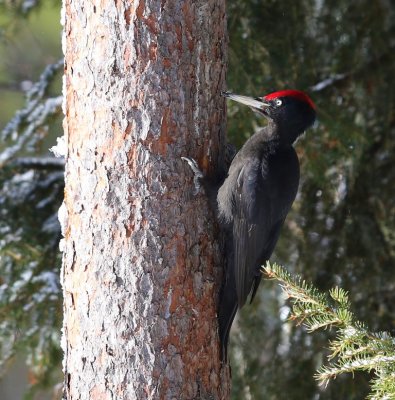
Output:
[223, 89, 316, 144]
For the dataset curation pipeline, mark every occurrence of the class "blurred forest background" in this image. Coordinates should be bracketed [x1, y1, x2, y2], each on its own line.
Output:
[0, 0, 394, 399]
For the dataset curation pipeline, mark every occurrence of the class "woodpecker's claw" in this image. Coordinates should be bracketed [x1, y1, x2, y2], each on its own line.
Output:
[181, 157, 204, 195]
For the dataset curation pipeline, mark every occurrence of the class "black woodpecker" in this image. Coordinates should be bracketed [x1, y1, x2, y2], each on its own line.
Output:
[183, 89, 316, 361]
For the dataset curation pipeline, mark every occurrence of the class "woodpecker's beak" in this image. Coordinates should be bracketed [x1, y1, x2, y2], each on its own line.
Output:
[222, 91, 270, 111]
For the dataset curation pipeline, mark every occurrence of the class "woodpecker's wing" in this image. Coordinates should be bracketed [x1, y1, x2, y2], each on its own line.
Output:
[248, 218, 284, 303]
[232, 158, 271, 307]
[232, 150, 299, 307]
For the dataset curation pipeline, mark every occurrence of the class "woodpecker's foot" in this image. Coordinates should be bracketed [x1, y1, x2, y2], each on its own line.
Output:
[181, 157, 204, 195]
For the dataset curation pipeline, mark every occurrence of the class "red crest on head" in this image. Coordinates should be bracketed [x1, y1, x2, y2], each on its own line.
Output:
[264, 90, 316, 110]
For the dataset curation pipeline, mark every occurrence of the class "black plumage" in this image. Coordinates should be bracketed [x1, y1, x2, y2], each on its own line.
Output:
[218, 90, 316, 360]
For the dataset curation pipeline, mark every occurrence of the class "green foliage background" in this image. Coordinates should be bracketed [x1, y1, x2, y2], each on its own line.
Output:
[227, 1, 395, 399]
[1, 0, 395, 399]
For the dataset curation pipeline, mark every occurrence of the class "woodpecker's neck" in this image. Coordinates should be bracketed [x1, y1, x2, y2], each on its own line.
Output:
[238, 122, 302, 161]
[238, 126, 281, 161]
[267, 120, 304, 147]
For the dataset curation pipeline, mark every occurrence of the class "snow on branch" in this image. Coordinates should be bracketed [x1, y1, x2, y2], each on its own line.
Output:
[0, 60, 63, 167]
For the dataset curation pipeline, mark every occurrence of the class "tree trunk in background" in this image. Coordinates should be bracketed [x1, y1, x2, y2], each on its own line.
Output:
[61, 0, 229, 398]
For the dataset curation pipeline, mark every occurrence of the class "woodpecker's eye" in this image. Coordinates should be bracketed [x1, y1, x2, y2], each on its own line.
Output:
[275, 99, 282, 107]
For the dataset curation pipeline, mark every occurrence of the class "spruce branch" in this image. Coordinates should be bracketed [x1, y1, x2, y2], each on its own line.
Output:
[263, 262, 395, 399]
[0, 59, 63, 167]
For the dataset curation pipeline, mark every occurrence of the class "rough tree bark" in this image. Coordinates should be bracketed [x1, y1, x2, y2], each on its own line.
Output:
[60, 0, 229, 399]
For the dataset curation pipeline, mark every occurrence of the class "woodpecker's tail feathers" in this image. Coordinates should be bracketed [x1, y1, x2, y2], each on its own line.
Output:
[218, 294, 237, 362]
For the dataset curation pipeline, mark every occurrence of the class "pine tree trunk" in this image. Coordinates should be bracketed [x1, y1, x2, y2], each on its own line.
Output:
[61, 0, 229, 399]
